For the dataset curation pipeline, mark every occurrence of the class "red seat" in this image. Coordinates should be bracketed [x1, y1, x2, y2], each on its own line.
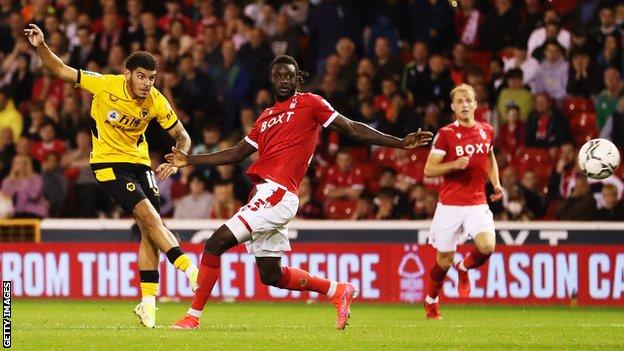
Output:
[569, 112, 598, 146]
[371, 147, 398, 168]
[515, 148, 553, 185]
[562, 97, 594, 118]
[324, 200, 357, 220]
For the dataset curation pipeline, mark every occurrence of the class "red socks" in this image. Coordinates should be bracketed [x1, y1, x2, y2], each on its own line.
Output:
[427, 264, 449, 299]
[277, 266, 331, 295]
[190, 253, 221, 312]
[461, 248, 492, 270]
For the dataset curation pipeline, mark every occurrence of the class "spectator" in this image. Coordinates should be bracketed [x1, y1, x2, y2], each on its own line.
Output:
[208, 159, 251, 204]
[209, 180, 240, 219]
[408, 0, 454, 54]
[174, 172, 214, 219]
[171, 164, 194, 204]
[402, 41, 430, 111]
[269, 13, 299, 59]
[595, 34, 623, 75]
[4, 51, 34, 106]
[335, 37, 358, 94]
[453, 0, 484, 50]
[95, 13, 129, 54]
[600, 94, 624, 149]
[410, 184, 428, 219]
[0, 87, 22, 142]
[503, 43, 539, 86]
[31, 68, 64, 110]
[139, 12, 164, 43]
[373, 187, 401, 219]
[496, 104, 525, 156]
[200, 24, 222, 68]
[192, 123, 221, 155]
[567, 50, 600, 97]
[41, 152, 67, 217]
[308, 0, 360, 75]
[595, 67, 622, 129]
[323, 150, 365, 204]
[61, 129, 102, 218]
[497, 68, 533, 122]
[297, 176, 323, 219]
[30, 120, 66, 164]
[548, 143, 578, 200]
[449, 42, 467, 85]
[518, 170, 546, 218]
[531, 40, 569, 102]
[530, 20, 568, 61]
[69, 26, 105, 69]
[482, 0, 521, 52]
[527, 14, 571, 58]
[239, 27, 276, 95]
[355, 74, 375, 108]
[589, 5, 621, 56]
[176, 53, 217, 134]
[499, 185, 533, 221]
[1, 155, 47, 218]
[525, 94, 571, 148]
[159, 19, 193, 55]
[373, 36, 402, 81]
[211, 40, 251, 136]
[556, 175, 597, 220]
[0, 127, 15, 179]
[596, 183, 624, 221]
[157, 0, 192, 34]
[423, 54, 454, 111]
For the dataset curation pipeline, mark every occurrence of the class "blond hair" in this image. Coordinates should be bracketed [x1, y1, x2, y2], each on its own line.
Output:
[450, 83, 477, 102]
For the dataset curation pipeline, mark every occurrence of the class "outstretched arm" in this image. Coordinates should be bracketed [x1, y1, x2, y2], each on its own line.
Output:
[166, 139, 256, 168]
[328, 115, 432, 149]
[155, 121, 192, 178]
[24, 24, 78, 83]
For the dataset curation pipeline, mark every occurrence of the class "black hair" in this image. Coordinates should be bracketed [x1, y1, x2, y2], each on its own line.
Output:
[269, 55, 309, 86]
[506, 68, 523, 80]
[125, 51, 158, 71]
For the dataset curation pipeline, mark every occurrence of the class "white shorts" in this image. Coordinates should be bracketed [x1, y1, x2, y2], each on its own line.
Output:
[428, 203, 495, 252]
[225, 180, 299, 257]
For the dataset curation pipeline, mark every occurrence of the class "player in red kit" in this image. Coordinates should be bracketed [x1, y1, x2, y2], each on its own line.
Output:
[166, 55, 433, 330]
[423, 84, 502, 319]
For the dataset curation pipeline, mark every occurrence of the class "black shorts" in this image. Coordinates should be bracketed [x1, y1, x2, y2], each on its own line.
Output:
[91, 163, 160, 214]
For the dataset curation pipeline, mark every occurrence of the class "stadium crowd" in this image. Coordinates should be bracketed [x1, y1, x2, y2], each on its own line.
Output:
[0, 0, 624, 221]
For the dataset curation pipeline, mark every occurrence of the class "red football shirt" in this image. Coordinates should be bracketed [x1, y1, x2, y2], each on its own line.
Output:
[430, 120, 494, 205]
[245, 92, 339, 194]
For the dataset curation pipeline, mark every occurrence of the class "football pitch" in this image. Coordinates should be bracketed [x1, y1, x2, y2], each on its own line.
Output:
[9, 300, 624, 350]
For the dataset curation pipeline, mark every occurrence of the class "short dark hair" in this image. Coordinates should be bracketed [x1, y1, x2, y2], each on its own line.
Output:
[269, 55, 309, 85]
[125, 51, 158, 71]
[506, 68, 523, 80]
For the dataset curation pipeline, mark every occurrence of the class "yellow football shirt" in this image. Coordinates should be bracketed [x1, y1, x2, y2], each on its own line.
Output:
[76, 70, 178, 166]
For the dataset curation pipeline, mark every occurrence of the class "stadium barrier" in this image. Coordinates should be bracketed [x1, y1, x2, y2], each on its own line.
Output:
[0, 220, 623, 306]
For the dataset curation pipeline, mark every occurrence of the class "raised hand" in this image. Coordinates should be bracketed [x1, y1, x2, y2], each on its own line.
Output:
[164, 146, 189, 168]
[401, 128, 434, 149]
[24, 24, 45, 47]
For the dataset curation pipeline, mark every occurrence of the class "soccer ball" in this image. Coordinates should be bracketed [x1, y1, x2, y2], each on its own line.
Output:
[577, 138, 620, 179]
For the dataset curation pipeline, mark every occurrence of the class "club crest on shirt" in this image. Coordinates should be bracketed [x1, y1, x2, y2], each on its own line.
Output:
[140, 108, 149, 119]
[456, 133, 461, 139]
[289, 97, 298, 109]
[107, 110, 120, 121]
[479, 128, 487, 140]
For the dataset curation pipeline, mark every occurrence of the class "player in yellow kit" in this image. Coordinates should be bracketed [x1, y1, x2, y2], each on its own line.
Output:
[25, 24, 198, 328]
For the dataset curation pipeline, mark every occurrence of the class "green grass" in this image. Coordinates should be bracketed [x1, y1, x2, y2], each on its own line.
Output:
[9, 300, 624, 350]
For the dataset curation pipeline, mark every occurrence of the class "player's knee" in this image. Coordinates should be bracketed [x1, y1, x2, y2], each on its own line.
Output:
[204, 233, 236, 256]
[258, 270, 282, 287]
[478, 242, 495, 255]
[436, 254, 454, 269]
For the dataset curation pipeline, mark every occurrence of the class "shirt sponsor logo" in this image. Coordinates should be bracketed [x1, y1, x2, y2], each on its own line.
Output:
[455, 143, 491, 157]
[260, 112, 295, 133]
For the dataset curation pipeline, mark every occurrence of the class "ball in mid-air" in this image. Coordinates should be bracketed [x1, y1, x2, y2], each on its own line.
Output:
[578, 138, 620, 179]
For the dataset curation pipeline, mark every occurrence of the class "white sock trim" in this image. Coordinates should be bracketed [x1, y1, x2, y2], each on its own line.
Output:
[425, 295, 439, 304]
[187, 308, 202, 318]
[458, 261, 468, 272]
[326, 281, 338, 297]
[141, 296, 156, 306]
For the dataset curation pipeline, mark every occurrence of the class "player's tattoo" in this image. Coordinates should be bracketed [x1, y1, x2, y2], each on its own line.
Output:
[169, 122, 191, 153]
